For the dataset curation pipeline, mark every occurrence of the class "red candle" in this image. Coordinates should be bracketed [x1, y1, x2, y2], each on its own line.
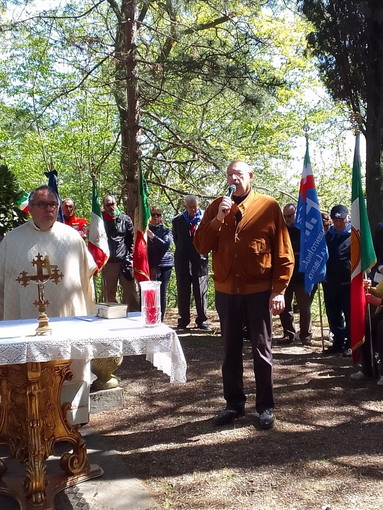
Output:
[143, 289, 159, 325]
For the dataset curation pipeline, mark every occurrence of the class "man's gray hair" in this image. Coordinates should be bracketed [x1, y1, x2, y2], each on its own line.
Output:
[62, 197, 76, 206]
[28, 185, 59, 206]
[103, 194, 117, 205]
[184, 194, 198, 206]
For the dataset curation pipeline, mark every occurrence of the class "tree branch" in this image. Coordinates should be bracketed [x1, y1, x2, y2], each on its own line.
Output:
[6, 0, 106, 27]
[28, 54, 112, 128]
[106, 0, 122, 23]
[183, 14, 234, 35]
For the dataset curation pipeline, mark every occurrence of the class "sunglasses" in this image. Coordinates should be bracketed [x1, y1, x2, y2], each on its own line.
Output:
[151, 213, 161, 217]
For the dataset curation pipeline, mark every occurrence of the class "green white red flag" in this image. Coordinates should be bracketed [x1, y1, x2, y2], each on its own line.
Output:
[350, 133, 376, 362]
[15, 191, 29, 213]
[88, 183, 110, 273]
[133, 167, 150, 282]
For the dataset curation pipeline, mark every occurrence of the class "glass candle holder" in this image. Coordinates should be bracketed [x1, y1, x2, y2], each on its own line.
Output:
[139, 280, 162, 327]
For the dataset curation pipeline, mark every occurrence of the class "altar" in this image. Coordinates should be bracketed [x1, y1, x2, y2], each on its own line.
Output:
[0, 313, 187, 509]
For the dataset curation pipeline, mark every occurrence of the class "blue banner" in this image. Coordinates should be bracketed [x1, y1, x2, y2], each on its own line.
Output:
[295, 141, 328, 293]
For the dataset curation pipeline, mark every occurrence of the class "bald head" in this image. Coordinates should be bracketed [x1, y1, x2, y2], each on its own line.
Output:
[226, 161, 253, 196]
[62, 198, 76, 220]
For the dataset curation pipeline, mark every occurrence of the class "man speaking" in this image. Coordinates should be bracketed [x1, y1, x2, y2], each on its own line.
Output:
[194, 161, 293, 429]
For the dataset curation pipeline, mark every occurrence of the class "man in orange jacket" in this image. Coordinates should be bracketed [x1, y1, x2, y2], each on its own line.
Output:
[194, 161, 294, 429]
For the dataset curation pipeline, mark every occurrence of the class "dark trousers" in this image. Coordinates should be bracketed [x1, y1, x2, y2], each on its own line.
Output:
[323, 282, 350, 349]
[279, 280, 314, 342]
[176, 271, 208, 326]
[215, 290, 274, 414]
[150, 266, 173, 321]
[360, 307, 383, 377]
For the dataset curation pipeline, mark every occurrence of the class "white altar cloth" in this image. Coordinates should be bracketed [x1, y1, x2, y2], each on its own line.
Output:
[0, 313, 187, 383]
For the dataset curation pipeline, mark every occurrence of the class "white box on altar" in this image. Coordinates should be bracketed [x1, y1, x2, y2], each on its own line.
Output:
[96, 303, 127, 319]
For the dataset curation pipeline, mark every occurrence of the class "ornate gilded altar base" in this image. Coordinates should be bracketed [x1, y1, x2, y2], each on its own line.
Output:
[0, 360, 103, 509]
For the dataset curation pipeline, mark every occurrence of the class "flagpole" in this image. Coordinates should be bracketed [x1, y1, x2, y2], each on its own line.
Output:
[366, 294, 377, 377]
[317, 284, 325, 351]
[296, 120, 329, 333]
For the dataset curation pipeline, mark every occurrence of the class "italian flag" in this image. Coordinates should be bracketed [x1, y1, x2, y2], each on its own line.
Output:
[350, 133, 376, 362]
[16, 191, 29, 213]
[88, 183, 110, 273]
[133, 166, 150, 282]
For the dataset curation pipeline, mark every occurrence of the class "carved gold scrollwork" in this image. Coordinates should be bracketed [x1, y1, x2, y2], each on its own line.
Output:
[0, 360, 92, 504]
[60, 444, 89, 475]
[0, 359, 103, 508]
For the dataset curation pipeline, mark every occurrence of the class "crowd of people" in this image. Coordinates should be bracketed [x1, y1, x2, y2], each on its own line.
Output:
[0, 164, 380, 429]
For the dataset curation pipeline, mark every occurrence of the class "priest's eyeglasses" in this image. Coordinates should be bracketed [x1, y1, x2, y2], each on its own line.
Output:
[31, 201, 59, 210]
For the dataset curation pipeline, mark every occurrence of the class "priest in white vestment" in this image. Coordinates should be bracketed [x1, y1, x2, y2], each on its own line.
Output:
[0, 185, 97, 425]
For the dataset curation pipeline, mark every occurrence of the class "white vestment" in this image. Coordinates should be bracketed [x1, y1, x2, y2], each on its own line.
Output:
[0, 219, 98, 424]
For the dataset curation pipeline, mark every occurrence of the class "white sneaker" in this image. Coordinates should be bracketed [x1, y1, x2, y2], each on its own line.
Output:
[350, 370, 370, 380]
[377, 376, 383, 386]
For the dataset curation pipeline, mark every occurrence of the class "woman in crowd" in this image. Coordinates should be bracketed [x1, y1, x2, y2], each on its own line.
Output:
[147, 206, 174, 321]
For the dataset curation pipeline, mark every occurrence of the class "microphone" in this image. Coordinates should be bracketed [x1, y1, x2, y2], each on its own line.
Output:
[227, 184, 236, 198]
[222, 185, 236, 213]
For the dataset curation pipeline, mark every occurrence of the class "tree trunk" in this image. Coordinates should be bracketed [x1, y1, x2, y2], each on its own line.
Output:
[366, 1, 383, 230]
[114, 0, 140, 220]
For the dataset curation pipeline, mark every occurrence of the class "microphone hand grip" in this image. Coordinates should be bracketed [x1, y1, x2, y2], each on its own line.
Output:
[222, 185, 236, 214]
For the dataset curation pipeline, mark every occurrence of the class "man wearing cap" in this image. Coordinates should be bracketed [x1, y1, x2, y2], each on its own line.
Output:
[322, 204, 351, 355]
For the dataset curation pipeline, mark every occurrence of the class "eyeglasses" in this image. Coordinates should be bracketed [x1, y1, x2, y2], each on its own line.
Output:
[151, 213, 161, 217]
[105, 202, 116, 207]
[31, 201, 58, 210]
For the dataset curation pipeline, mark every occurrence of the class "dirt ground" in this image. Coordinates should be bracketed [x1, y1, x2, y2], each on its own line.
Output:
[90, 309, 383, 510]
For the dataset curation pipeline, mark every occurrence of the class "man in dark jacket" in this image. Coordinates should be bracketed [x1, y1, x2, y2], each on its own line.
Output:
[323, 204, 351, 355]
[172, 195, 209, 329]
[102, 195, 139, 311]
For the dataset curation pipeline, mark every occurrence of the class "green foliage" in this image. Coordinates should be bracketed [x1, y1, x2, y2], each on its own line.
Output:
[0, 163, 28, 237]
[298, 0, 383, 229]
[298, 0, 367, 125]
[0, 0, 354, 222]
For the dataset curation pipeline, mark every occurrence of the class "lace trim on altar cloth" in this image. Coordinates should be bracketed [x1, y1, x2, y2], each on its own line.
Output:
[0, 315, 187, 383]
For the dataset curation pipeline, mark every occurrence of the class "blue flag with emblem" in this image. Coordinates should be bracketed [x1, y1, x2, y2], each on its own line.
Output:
[295, 138, 328, 293]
